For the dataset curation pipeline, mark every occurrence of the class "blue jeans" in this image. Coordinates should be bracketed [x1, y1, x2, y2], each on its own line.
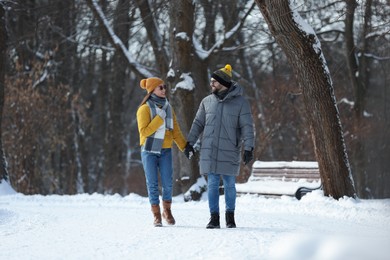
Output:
[207, 173, 236, 214]
[141, 149, 173, 205]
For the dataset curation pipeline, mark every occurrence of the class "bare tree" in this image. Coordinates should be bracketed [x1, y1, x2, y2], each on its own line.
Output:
[168, 0, 202, 197]
[345, 0, 365, 116]
[256, 0, 356, 199]
[135, 0, 169, 76]
[8, 0, 386, 198]
[85, 0, 152, 79]
[102, 0, 131, 194]
[344, 0, 368, 197]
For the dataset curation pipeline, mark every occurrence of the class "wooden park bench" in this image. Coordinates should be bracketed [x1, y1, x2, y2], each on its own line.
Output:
[236, 161, 322, 199]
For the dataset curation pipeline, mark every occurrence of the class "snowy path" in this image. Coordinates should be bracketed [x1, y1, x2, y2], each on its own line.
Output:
[1, 192, 389, 260]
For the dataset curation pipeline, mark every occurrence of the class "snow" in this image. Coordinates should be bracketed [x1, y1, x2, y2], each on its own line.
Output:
[192, 20, 242, 61]
[1, 181, 389, 260]
[338, 98, 355, 107]
[173, 73, 196, 92]
[0, 181, 16, 195]
[289, 1, 331, 79]
[363, 110, 373, 118]
[176, 32, 190, 42]
[184, 176, 207, 194]
[167, 68, 175, 79]
[192, 35, 211, 61]
[224, 22, 241, 39]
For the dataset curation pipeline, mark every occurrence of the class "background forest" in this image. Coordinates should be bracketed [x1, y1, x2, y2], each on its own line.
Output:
[0, 0, 389, 199]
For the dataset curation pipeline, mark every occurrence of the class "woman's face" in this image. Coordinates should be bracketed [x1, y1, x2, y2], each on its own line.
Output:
[153, 84, 167, 98]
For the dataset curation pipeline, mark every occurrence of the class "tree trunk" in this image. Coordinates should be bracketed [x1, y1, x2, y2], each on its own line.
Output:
[57, 0, 78, 194]
[103, 0, 130, 195]
[0, 4, 9, 183]
[344, 0, 371, 198]
[93, 1, 109, 193]
[169, 0, 201, 198]
[256, 0, 356, 199]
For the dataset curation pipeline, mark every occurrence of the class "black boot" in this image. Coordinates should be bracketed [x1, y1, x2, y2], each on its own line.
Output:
[226, 211, 236, 228]
[206, 213, 220, 229]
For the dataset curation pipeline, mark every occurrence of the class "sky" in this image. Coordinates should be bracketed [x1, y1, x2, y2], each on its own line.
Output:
[1, 180, 389, 260]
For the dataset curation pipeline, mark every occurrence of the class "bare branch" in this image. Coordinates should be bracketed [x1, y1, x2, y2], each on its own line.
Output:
[85, 0, 153, 78]
[194, 1, 257, 61]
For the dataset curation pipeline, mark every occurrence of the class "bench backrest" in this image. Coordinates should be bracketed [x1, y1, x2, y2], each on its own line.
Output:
[251, 161, 320, 182]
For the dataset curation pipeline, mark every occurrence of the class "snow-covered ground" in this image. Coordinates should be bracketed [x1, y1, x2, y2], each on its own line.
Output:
[1, 180, 389, 260]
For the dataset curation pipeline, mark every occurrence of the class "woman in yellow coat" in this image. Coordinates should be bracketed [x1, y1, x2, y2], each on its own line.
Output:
[136, 77, 187, 227]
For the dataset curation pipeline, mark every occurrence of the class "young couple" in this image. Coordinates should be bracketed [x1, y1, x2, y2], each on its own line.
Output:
[136, 64, 255, 228]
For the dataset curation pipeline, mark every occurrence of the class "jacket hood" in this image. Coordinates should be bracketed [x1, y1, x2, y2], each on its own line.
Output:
[229, 82, 243, 96]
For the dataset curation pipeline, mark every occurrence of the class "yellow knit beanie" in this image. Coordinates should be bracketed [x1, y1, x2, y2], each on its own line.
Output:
[140, 77, 164, 93]
[212, 64, 232, 88]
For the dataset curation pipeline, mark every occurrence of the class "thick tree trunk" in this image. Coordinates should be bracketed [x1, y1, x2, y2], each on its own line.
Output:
[0, 5, 9, 183]
[169, 0, 201, 198]
[256, 0, 356, 199]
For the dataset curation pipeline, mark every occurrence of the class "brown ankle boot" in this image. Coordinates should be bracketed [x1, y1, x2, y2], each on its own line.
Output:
[151, 204, 162, 227]
[162, 200, 175, 225]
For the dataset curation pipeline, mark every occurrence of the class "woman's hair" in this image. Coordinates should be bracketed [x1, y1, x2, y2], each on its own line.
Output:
[138, 92, 152, 108]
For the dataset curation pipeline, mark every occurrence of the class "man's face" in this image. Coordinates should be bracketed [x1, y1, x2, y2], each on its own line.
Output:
[210, 78, 223, 92]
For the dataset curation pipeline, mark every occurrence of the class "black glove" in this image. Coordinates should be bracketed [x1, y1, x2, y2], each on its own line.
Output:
[184, 142, 195, 159]
[243, 149, 253, 165]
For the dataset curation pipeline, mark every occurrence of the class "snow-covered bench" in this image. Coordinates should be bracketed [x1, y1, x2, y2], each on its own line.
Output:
[236, 161, 322, 199]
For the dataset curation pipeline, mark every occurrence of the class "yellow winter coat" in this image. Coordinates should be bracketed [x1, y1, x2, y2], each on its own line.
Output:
[136, 104, 187, 151]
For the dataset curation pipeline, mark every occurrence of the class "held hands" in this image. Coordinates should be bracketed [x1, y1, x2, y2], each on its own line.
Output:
[184, 142, 195, 160]
[243, 149, 254, 165]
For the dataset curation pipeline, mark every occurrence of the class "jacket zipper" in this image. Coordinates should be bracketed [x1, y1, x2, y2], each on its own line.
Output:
[213, 99, 224, 173]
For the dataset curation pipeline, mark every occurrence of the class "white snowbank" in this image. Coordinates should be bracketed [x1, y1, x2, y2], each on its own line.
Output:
[0, 188, 389, 260]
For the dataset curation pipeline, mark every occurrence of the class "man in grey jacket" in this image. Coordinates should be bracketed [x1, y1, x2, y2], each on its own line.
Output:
[184, 64, 255, 228]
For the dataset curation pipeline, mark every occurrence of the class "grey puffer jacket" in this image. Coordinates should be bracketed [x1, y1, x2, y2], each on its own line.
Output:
[187, 82, 254, 176]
